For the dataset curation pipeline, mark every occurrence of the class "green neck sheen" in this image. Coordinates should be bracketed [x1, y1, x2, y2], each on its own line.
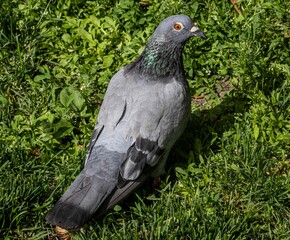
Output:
[127, 38, 185, 79]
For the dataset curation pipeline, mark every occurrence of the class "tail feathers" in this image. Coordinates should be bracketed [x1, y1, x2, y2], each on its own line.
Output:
[45, 174, 115, 230]
[45, 201, 89, 230]
[95, 170, 150, 217]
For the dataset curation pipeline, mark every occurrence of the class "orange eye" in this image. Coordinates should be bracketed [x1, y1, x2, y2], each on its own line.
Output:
[173, 23, 182, 31]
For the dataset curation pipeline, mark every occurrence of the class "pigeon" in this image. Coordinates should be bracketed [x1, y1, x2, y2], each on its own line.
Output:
[45, 14, 206, 230]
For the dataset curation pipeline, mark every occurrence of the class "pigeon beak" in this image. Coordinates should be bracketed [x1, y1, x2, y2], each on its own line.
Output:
[190, 26, 206, 39]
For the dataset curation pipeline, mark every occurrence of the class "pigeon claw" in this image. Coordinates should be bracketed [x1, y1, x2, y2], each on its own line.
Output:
[55, 226, 71, 240]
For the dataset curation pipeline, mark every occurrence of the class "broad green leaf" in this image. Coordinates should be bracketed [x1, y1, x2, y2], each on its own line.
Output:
[113, 205, 122, 212]
[0, 95, 8, 105]
[71, 90, 85, 112]
[103, 55, 114, 68]
[90, 15, 100, 27]
[104, 16, 115, 27]
[62, 33, 72, 43]
[253, 124, 260, 140]
[175, 167, 188, 176]
[234, 14, 245, 24]
[231, 163, 240, 171]
[78, 28, 93, 43]
[34, 74, 50, 82]
[60, 88, 74, 108]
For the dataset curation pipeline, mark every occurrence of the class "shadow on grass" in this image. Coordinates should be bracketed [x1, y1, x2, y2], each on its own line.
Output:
[167, 88, 250, 174]
[168, 62, 289, 174]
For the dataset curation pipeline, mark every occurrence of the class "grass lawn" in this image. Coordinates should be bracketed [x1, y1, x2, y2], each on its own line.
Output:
[1, 0, 290, 239]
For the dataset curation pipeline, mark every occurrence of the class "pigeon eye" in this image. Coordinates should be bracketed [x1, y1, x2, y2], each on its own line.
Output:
[173, 23, 183, 31]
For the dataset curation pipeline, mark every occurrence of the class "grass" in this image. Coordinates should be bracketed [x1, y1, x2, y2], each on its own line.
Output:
[0, 0, 290, 239]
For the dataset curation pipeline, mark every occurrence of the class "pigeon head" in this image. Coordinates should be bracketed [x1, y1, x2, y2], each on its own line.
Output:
[127, 15, 205, 78]
[151, 14, 206, 44]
